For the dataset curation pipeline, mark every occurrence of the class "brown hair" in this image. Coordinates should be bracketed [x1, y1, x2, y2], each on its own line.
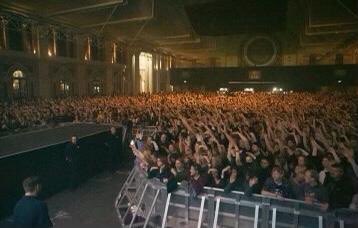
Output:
[22, 176, 41, 193]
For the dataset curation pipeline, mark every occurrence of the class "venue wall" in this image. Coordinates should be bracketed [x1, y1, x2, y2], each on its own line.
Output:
[170, 65, 358, 91]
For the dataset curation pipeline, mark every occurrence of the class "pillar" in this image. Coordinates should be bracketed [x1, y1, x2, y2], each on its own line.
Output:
[133, 51, 140, 95]
[37, 60, 51, 98]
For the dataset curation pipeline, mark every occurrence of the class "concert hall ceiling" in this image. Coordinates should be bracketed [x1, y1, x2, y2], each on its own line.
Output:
[0, 0, 358, 63]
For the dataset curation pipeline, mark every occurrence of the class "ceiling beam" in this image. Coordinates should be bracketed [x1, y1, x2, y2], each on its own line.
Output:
[81, 16, 152, 28]
[158, 38, 201, 46]
[46, 0, 125, 17]
[156, 34, 192, 40]
[81, 0, 154, 28]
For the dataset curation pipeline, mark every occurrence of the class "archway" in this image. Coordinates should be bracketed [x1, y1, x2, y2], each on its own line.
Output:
[89, 79, 104, 96]
[54, 80, 71, 97]
[11, 69, 27, 98]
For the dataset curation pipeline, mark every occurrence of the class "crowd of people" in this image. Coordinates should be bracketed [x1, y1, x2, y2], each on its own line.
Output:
[2, 92, 358, 212]
[127, 92, 358, 211]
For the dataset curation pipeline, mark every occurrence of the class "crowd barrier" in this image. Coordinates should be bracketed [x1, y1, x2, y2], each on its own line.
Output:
[115, 166, 358, 228]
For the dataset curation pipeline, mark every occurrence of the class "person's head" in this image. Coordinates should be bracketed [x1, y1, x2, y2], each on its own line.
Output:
[210, 169, 219, 179]
[168, 143, 176, 153]
[287, 138, 296, 149]
[175, 159, 184, 171]
[71, 135, 77, 144]
[156, 157, 166, 168]
[110, 127, 116, 135]
[271, 166, 284, 182]
[260, 157, 270, 169]
[321, 155, 333, 169]
[330, 164, 344, 180]
[251, 143, 259, 153]
[293, 166, 305, 183]
[160, 134, 167, 143]
[23, 176, 42, 195]
[245, 155, 253, 164]
[167, 153, 176, 165]
[190, 164, 200, 177]
[304, 169, 319, 186]
[297, 155, 306, 166]
[247, 172, 259, 185]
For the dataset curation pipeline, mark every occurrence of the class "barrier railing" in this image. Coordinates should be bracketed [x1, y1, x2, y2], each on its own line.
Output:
[115, 166, 358, 228]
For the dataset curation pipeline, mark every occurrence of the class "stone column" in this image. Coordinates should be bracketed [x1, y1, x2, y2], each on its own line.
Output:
[104, 40, 114, 95]
[124, 49, 133, 95]
[38, 26, 49, 58]
[75, 64, 86, 96]
[37, 60, 51, 98]
[105, 67, 113, 96]
[133, 51, 140, 95]
[152, 53, 159, 93]
[37, 26, 51, 98]
[75, 35, 87, 96]
[1, 18, 8, 49]
[164, 56, 170, 92]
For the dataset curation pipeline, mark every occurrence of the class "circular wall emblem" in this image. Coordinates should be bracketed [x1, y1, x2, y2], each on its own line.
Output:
[243, 36, 278, 66]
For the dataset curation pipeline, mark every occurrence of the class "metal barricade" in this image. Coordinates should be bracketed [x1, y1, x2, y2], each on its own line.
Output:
[115, 166, 169, 227]
[115, 167, 358, 228]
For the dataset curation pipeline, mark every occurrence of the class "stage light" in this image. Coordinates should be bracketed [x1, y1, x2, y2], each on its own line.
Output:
[218, 88, 228, 94]
[48, 50, 52, 57]
[183, 80, 187, 84]
[272, 87, 283, 93]
[244, 88, 254, 92]
[338, 80, 342, 84]
[33, 49, 36, 54]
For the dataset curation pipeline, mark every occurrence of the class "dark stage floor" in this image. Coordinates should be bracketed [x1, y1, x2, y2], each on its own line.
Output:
[0, 124, 110, 158]
[0, 170, 128, 228]
[47, 171, 128, 228]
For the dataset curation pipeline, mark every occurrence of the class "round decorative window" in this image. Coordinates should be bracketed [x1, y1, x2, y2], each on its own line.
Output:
[243, 36, 278, 66]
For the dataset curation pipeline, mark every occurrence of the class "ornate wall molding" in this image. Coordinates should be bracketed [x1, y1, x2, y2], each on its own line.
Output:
[243, 35, 279, 66]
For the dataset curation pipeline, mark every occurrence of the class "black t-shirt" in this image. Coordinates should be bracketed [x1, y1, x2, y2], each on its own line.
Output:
[64, 143, 80, 163]
[106, 133, 120, 154]
[303, 184, 328, 204]
[13, 196, 52, 228]
[326, 177, 354, 210]
[263, 177, 293, 198]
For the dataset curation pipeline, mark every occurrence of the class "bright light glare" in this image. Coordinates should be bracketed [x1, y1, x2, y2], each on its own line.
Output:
[272, 87, 283, 92]
[244, 88, 254, 92]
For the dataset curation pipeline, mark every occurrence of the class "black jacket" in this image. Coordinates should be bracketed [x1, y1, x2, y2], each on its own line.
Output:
[13, 196, 52, 228]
